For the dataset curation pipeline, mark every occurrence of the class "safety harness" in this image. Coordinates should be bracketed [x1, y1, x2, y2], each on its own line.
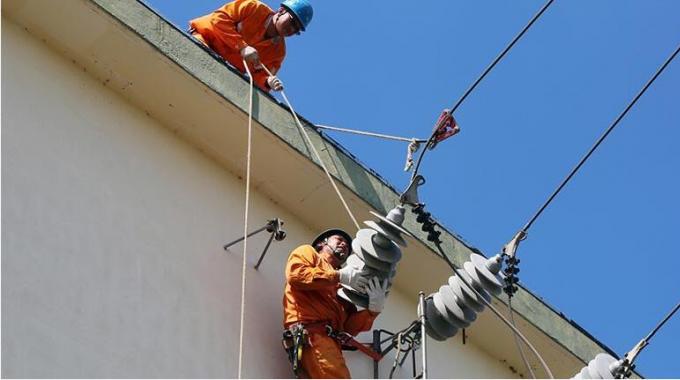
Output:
[282, 321, 383, 377]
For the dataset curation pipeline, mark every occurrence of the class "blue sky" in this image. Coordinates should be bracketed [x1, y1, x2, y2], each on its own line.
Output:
[144, 1, 679, 377]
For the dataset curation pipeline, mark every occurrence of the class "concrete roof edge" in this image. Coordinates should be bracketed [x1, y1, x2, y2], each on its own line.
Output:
[86, 0, 631, 372]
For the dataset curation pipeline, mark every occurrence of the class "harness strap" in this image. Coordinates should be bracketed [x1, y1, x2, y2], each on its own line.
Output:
[295, 322, 383, 361]
[333, 331, 383, 361]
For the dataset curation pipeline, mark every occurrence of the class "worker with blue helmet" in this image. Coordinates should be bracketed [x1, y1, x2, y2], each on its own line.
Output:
[281, 0, 313, 32]
[189, 0, 313, 92]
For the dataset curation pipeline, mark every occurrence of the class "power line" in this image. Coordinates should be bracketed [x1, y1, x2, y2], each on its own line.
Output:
[521, 44, 680, 234]
[410, 0, 556, 180]
[644, 301, 680, 344]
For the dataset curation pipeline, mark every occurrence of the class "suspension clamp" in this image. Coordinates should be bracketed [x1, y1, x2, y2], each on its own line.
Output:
[613, 338, 647, 378]
[400, 175, 426, 206]
[427, 109, 460, 150]
[503, 230, 527, 259]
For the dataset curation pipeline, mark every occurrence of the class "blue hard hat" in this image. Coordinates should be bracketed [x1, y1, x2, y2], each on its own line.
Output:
[281, 0, 313, 31]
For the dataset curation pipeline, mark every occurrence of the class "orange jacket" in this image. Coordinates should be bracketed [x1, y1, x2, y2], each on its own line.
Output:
[189, 0, 286, 91]
[283, 245, 378, 335]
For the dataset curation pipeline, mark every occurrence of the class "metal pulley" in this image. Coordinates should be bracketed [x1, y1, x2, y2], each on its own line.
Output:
[422, 253, 504, 341]
[338, 205, 413, 308]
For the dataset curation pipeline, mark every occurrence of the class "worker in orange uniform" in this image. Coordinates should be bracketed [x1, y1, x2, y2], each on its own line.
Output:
[282, 229, 389, 378]
[189, 0, 312, 92]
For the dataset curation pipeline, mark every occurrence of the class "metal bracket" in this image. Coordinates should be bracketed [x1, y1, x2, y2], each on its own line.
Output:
[614, 338, 647, 378]
[400, 175, 426, 206]
[503, 230, 527, 259]
[223, 218, 287, 270]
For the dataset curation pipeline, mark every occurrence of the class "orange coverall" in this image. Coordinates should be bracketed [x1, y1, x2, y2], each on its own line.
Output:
[189, 0, 286, 91]
[283, 245, 378, 378]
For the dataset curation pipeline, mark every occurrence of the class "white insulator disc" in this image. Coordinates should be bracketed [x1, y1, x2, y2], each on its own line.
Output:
[365, 266, 396, 285]
[425, 297, 458, 339]
[418, 301, 447, 342]
[345, 254, 365, 270]
[364, 220, 407, 247]
[463, 261, 495, 298]
[425, 321, 448, 341]
[587, 360, 602, 379]
[448, 273, 488, 312]
[438, 285, 477, 325]
[470, 254, 503, 295]
[433, 292, 469, 328]
[338, 286, 369, 308]
[353, 239, 395, 273]
[369, 211, 413, 239]
[592, 354, 616, 379]
[355, 229, 402, 264]
[577, 366, 591, 379]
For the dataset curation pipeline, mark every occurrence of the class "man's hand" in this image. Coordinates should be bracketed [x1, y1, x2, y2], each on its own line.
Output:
[366, 277, 389, 313]
[338, 266, 369, 292]
[267, 75, 284, 91]
[240, 45, 262, 68]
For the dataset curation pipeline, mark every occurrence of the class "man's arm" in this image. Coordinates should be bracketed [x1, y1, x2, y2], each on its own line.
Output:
[286, 245, 339, 290]
[342, 300, 379, 336]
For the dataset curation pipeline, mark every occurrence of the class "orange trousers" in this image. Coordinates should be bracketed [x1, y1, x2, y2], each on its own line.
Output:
[300, 332, 351, 379]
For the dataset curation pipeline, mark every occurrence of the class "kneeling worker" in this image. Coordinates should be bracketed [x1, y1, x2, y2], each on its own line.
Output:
[189, 0, 313, 92]
[283, 229, 388, 378]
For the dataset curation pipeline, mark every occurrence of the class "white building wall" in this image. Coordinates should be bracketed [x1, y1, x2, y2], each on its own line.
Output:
[1, 18, 513, 378]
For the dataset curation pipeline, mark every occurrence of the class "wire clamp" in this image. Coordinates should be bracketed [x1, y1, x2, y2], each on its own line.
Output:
[400, 175, 426, 206]
[427, 109, 460, 150]
[613, 338, 647, 378]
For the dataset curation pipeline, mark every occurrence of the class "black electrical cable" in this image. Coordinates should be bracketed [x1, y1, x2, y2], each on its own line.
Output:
[643, 301, 680, 346]
[410, 0, 556, 180]
[520, 44, 680, 234]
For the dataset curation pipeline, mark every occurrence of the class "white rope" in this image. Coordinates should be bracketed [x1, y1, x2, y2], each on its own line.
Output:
[314, 124, 427, 143]
[404, 139, 421, 172]
[508, 296, 536, 378]
[262, 66, 360, 230]
[237, 59, 254, 379]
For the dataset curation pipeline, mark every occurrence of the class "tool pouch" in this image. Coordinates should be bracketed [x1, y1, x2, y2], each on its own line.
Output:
[282, 325, 309, 377]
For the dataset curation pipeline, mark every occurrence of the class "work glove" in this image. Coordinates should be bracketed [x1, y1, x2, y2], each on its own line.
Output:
[267, 75, 284, 91]
[240, 45, 262, 69]
[366, 277, 389, 313]
[338, 265, 369, 292]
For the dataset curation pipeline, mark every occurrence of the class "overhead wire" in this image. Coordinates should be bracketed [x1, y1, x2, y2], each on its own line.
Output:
[644, 301, 680, 343]
[495, 44, 679, 380]
[519, 44, 680, 234]
[410, 0, 556, 180]
[402, 0, 556, 373]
